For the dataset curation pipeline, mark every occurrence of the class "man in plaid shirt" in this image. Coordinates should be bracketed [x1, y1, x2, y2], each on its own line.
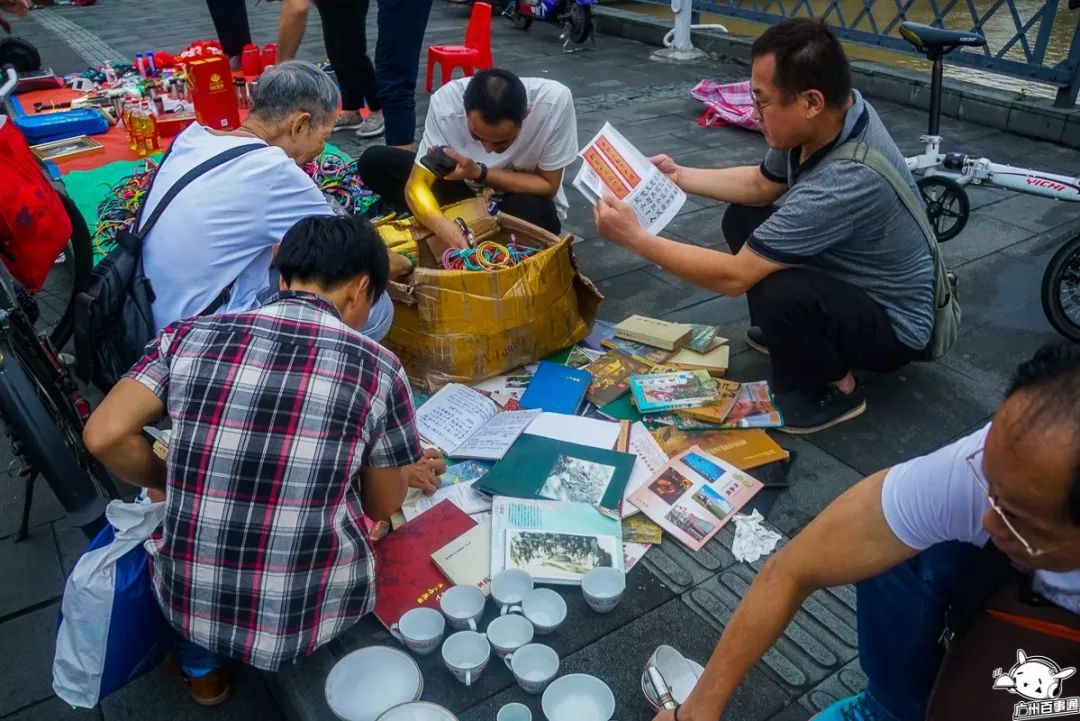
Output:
[84, 214, 441, 705]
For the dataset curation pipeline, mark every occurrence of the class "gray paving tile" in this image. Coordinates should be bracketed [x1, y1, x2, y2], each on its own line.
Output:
[766, 436, 864, 537]
[101, 664, 284, 721]
[939, 212, 1036, 265]
[593, 268, 710, 322]
[797, 661, 867, 716]
[949, 241, 1051, 331]
[0, 604, 61, 716]
[806, 361, 1000, 475]
[0, 479, 66, 541]
[0, 530, 63, 619]
[0, 696, 100, 721]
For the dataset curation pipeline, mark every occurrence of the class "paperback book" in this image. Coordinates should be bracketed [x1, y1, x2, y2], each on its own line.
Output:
[416, 384, 540, 459]
[629, 370, 720, 414]
[585, 350, 652, 407]
[490, 496, 624, 584]
[721, 381, 784, 429]
[628, 447, 763, 551]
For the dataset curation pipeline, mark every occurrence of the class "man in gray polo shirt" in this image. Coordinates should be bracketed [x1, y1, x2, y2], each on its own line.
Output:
[593, 18, 934, 434]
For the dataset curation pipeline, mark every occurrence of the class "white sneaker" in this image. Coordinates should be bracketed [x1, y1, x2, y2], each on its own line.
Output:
[356, 112, 385, 139]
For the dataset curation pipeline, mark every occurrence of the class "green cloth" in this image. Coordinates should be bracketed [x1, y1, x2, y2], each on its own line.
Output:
[61, 142, 349, 263]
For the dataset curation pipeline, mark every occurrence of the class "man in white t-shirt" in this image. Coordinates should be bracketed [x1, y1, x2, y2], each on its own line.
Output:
[654, 344, 1080, 721]
[141, 61, 404, 339]
[357, 68, 578, 250]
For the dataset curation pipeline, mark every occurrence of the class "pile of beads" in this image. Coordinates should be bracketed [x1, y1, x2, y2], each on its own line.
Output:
[302, 153, 379, 216]
[440, 239, 540, 271]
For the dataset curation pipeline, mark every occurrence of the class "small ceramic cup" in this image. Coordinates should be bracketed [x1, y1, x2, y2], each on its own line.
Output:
[439, 584, 486, 631]
[504, 642, 559, 695]
[497, 702, 533, 721]
[491, 569, 534, 615]
[441, 630, 491, 687]
[519, 588, 567, 635]
[485, 612, 534, 659]
[389, 607, 446, 656]
[581, 567, 626, 615]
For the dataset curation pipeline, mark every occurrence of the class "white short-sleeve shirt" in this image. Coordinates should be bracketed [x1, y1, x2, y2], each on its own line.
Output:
[882, 424, 1080, 613]
[416, 77, 578, 218]
[141, 124, 333, 333]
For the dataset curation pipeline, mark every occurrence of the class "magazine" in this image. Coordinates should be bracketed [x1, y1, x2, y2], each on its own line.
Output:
[628, 447, 763, 551]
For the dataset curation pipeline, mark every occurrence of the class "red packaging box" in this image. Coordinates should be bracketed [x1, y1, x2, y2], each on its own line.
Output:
[186, 56, 240, 131]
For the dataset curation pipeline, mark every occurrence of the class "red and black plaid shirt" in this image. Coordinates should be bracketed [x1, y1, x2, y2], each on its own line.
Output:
[128, 291, 421, 670]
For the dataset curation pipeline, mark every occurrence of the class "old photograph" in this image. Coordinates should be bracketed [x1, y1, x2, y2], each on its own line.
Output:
[665, 503, 717, 543]
[648, 466, 696, 505]
[692, 485, 733, 521]
[506, 530, 617, 582]
[682, 451, 726, 482]
[538, 454, 616, 505]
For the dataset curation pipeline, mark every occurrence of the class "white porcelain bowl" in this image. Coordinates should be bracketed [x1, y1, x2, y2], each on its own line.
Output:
[325, 646, 423, 721]
[376, 701, 458, 721]
[541, 673, 615, 721]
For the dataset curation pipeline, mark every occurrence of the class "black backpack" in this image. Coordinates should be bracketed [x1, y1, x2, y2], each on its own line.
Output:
[74, 143, 264, 391]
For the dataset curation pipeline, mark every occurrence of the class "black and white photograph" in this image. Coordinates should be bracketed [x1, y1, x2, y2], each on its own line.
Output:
[506, 530, 617, 582]
[538, 454, 616, 505]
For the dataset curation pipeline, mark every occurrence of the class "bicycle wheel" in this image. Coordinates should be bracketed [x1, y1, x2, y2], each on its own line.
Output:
[917, 176, 969, 243]
[1041, 231, 1080, 343]
[30, 193, 93, 350]
[568, 4, 593, 44]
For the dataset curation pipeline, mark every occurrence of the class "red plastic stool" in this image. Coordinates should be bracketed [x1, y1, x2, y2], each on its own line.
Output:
[426, 1, 494, 93]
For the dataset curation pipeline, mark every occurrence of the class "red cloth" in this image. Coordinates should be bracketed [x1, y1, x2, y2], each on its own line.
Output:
[0, 120, 72, 291]
[691, 79, 761, 132]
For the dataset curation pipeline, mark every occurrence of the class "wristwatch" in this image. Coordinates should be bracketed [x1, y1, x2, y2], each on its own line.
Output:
[475, 162, 488, 185]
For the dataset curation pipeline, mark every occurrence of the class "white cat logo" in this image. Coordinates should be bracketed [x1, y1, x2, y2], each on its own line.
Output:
[993, 650, 1077, 701]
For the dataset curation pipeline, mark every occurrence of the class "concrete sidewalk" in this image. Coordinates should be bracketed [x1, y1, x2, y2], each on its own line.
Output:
[0, 1, 1073, 719]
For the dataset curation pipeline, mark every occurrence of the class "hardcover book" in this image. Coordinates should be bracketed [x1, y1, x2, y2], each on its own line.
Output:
[650, 426, 790, 471]
[373, 500, 477, 628]
[519, 361, 592, 416]
[474, 433, 636, 513]
[600, 336, 672, 366]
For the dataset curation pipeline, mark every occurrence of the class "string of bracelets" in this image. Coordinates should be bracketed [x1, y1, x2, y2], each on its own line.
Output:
[92, 160, 157, 255]
[302, 154, 379, 216]
[440, 235, 541, 271]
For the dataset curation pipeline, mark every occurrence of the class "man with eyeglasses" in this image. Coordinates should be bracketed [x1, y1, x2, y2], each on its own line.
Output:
[649, 343, 1080, 721]
[593, 18, 934, 434]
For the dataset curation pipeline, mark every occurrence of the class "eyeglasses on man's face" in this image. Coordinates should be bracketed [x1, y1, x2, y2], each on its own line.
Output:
[967, 446, 1043, 558]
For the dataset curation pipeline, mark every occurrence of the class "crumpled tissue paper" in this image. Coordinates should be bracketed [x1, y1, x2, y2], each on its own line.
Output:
[731, 509, 782, 563]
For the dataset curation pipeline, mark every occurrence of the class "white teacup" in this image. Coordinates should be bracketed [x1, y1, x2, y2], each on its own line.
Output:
[497, 702, 533, 721]
[485, 612, 534, 658]
[441, 630, 491, 687]
[504, 642, 559, 695]
[519, 589, 567, 635]
[491, 569, 534, 614]
[581, 567, 626, 614]
[390, 607, 446, 656]
[439, 584, 486, 631]
[541, 673, 616, 721]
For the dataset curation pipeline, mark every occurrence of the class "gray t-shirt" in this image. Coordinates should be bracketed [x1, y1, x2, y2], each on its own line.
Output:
[752, 91, 933, 350]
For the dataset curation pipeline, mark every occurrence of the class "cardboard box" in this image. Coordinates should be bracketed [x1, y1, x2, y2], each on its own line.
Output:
[186, 56, 239, 130]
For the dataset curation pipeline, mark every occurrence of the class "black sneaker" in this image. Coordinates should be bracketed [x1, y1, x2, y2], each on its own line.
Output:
[776, 386, 866, 435]
[745, 326, 769, 355]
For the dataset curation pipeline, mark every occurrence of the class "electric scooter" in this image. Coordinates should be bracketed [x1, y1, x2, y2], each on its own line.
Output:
[503, 0, 597, 49]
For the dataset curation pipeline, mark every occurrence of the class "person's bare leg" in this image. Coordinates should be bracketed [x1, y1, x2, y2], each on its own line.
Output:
[277, 0, 310, 61]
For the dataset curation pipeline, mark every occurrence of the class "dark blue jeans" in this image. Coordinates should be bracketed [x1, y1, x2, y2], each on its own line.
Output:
[856, 541, 982, 721]
[375, 0, 435, 146]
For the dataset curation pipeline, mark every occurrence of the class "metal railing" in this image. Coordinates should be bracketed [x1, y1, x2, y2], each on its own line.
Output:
[621, 0, 1080, 107]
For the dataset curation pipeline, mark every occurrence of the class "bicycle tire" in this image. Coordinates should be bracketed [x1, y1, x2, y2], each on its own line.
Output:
[0, 336, 109, 535]
[34, 193, 93, 350]
[916, 176, 969, 243]
[1040, 231, 1080, 343]
[568, 4, 593, 44]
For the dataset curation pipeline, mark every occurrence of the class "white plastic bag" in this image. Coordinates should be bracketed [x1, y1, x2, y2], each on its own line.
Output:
[52, 499, 170, 708]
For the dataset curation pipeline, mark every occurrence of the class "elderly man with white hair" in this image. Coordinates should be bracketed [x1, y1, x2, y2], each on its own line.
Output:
[141, 60, 404, 341]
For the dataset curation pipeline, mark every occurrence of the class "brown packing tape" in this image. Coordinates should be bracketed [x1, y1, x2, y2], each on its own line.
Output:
[378, 199, 603, 391]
